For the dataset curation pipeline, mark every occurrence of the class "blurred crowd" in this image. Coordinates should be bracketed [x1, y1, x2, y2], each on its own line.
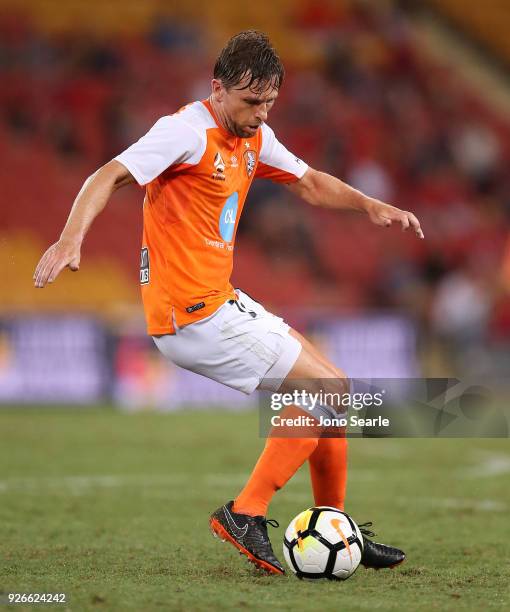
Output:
[2, 0, 510, 377]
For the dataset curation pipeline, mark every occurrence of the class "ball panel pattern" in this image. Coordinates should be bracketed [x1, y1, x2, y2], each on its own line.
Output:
[283, 507, 363, 580]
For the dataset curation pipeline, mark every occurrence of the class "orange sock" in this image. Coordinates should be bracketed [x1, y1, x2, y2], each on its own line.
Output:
[308, 436, 348, 511]
[233, 406, 320, 517]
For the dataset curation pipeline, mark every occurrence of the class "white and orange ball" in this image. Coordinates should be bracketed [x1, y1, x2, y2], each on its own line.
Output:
[283, 507, 363, 580]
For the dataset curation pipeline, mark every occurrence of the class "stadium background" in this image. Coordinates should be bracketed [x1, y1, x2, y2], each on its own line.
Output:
[2, 0, 510, 408]
[1, 1, 510, 609]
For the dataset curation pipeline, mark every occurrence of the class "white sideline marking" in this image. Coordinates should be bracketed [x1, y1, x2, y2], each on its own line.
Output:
[351, 442, 404, 459]
[5, 476, 502, 513]
[205, 469, 375, 488]
[0, 474, 189, 493]
[396, 496, 507, 512]
[0, 469, 376, 494]
[0, 473, 246, 494]
[459, 452, 510, 479]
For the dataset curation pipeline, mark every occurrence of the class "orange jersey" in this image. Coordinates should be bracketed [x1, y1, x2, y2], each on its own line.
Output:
[115, 99, 308, 334]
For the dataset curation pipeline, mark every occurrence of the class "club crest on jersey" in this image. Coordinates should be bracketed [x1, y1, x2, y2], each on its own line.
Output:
[243, 149, 257, 178]
[212, 151, 226, 181]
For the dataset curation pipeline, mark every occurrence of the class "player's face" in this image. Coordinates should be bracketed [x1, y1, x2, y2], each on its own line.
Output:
[212, 76, 279, 138]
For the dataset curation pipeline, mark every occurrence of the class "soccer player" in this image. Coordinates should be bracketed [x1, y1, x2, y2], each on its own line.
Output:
[34, 31, 423, 575]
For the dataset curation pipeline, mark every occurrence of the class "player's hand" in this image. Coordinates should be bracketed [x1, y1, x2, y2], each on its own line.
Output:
[33, 239, 81, 288]
[366, 199, 424, 239]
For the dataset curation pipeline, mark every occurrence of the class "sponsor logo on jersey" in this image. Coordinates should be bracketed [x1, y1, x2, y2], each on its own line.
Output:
[219, 192, 239, 242]
[230, 155, 238, 168]
[140, 247, 150, 284]
[212, 151, 226, 181]
[243, 149, 257, 178]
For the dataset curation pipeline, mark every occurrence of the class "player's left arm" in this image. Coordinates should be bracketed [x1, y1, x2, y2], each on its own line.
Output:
[286, 167, 424, 239]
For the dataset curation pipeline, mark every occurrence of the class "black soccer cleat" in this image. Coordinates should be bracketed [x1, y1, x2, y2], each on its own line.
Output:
[209, 500, 285, 575]
[359, 522, 406, 569]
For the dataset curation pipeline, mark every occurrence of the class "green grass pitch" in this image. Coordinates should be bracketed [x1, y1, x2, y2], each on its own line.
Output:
[1, 408, 509, 611]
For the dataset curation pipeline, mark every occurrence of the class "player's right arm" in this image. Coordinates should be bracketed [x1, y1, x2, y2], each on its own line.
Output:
[33, 160, 134, 288]
[34, 111, 203, 288]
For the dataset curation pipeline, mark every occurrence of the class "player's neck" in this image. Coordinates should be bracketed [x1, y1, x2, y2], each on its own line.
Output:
[209, 95, 234, 137]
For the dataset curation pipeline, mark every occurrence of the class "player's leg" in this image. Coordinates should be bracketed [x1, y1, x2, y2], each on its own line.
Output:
[211, 329, 341, 575]
[286, 329, 405, 569]
[231, 327, 405, 571]
[285, 329, 349, 511]
[308, 436, 348, 510]
[287, 329, 405, 569]
[161, 290, 403, 572]
[210, 404, 321, 575]
[233, 328, 349, 519]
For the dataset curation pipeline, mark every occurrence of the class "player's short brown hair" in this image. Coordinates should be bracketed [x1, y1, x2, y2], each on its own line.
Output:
[214, 30, 284, 92]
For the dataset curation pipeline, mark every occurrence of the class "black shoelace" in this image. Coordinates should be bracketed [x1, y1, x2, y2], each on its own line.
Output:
[248, 517, 280, 558]
[358, 522, 376, 538]
[254, 517, 280, 531]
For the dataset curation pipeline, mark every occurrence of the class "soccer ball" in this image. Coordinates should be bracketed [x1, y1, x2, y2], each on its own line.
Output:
[283, 506, 363, 580]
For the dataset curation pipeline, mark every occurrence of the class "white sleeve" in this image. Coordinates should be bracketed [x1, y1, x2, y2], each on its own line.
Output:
[114, 115, 205, 185]
[256, 123, 308, 183]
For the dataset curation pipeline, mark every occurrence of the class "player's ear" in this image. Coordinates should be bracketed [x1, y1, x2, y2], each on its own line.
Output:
[211, 79, 223, 101]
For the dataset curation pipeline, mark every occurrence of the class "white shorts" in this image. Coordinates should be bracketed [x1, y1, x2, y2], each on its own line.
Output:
[153, 289, 302, 394]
